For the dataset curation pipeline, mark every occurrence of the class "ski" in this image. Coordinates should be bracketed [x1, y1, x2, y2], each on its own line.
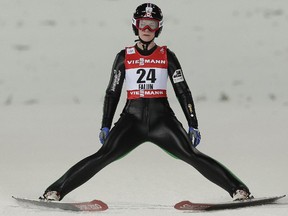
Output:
[12, 196, 108, 211]
[13, 195, 286, 212]
[174, 195, 286, 211]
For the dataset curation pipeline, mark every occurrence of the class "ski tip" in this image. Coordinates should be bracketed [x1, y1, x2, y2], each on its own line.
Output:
[275, 195, 286, 199]
[12, 196, 21, 200]
[174, 200, 202, 210]
[89, 200, 109, 211]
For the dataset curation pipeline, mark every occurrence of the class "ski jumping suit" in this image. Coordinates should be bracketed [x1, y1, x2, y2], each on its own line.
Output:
[45, 45, 249, 200]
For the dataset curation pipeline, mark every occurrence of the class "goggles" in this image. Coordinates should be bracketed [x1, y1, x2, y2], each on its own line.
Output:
[133, 18, 163, 32]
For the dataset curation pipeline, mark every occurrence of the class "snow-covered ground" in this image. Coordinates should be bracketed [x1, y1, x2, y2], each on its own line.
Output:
[1, 0, 288, 215]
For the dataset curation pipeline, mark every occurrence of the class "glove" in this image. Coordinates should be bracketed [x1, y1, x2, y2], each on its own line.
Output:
[188, 127, 201, 147]
[99, 127, 110, 144]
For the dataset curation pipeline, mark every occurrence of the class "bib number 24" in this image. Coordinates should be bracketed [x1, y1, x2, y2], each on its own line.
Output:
[136, 69, 156, 83]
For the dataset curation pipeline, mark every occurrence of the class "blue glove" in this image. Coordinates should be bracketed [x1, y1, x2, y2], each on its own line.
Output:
[188, 127, 201, 147]
[99, 127, 110, 144]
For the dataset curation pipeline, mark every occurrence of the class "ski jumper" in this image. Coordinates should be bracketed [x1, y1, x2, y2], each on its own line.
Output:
[45, 45, 249, 200]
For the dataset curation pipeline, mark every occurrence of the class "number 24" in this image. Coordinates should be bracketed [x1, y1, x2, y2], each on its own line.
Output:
[136, 69, 156, 83]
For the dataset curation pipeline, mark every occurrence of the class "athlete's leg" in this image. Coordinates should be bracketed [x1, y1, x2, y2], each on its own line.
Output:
[150, 116, 249, 197]
[45, 114, 144, 200]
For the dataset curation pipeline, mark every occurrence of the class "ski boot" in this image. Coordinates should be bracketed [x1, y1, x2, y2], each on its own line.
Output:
[233, 189, 252, 201]
[40, 191, 61, 201]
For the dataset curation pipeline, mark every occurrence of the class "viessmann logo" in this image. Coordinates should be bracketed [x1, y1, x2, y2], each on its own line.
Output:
[127, 58, 166, 66]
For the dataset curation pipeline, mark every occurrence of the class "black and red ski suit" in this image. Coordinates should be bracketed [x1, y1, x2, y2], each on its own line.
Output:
[45, 45, 249, 200]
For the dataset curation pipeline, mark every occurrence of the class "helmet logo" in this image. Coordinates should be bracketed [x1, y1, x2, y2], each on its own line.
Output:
[145, 6, 153, 18]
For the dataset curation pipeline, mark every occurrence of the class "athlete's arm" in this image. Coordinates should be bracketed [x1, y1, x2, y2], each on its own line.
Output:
[167, 49, 198, 128]
[101, 50, 126, 129]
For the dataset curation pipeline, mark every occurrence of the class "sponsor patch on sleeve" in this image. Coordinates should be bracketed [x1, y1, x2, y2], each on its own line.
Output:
[172, 69, 184, 83]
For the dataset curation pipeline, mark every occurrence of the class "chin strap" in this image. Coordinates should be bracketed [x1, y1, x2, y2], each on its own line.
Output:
[135, 37, 155, 50]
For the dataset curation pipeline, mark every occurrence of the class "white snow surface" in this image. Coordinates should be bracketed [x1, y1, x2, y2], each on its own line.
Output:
[1, 0, 288, 215]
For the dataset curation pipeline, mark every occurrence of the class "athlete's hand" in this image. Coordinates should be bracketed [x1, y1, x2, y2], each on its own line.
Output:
[99, 127, 110, 144]
[188, 127, 201, 147]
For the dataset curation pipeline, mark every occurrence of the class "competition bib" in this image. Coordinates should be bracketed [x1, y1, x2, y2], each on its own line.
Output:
[125, 46, 168, 99]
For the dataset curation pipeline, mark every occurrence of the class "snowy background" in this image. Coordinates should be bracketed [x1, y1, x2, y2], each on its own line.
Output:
[1, 0, 288, 215]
